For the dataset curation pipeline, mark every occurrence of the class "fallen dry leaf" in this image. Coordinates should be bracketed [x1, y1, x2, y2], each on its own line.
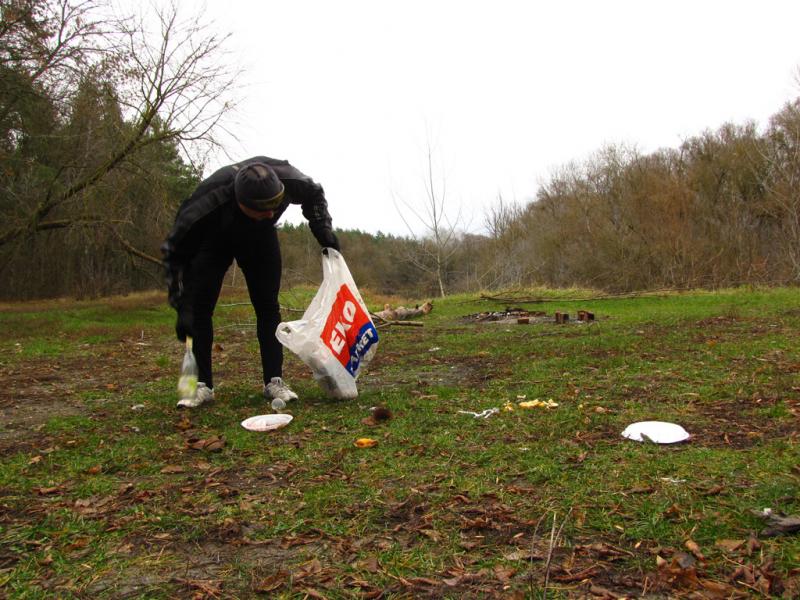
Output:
[553, 565, 600, 583]
[358, 556, 380, 573]
[715, 539, 745, 553]
[354, 438, 378, 448]
[588, 584, 623, 599]
[420, 529, 441, 542]
[575, 542, 632, 560]
[697, 579, 741, 599]
[253, 571, 287, 594]
[746, 533, 761, 555]
[174, 577, 222, 598]
[160, 465, 185, 474]
[493, 565, 516, 583]
[656, 552, 700, 588]
[685, 539, 705, 560]
[186, 435, 225, 452]
[503, 548, 543, 561]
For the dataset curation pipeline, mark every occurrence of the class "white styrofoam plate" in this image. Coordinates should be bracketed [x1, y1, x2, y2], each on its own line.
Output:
[241, 414, 293, 432]
[621, 421, 690, 444]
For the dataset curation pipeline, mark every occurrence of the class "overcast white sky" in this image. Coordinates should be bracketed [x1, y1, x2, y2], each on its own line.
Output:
[188, 0, 800, 236]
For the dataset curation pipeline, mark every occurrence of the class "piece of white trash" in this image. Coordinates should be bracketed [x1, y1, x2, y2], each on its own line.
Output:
[660, 477, 687, 484]
[458, 408, 499, 419]
[622, 421, 690, 444]
[241, 414, 293, 432]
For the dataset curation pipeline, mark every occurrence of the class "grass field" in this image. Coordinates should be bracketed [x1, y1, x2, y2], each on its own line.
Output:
[0, 286, 799, 599]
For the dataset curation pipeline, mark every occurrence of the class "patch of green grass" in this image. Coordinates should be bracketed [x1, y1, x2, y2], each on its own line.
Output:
[1, 286, 799, 597]
[14, 337, 70, 359]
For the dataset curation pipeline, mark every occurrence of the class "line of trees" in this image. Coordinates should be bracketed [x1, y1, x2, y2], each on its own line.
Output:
[474, 97, 800, 292]
[0, 0, 230, 298]
[1, 1, 798, 300]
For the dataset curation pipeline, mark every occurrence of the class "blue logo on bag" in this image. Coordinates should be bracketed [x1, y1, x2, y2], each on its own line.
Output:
[347, 322, 378, 375]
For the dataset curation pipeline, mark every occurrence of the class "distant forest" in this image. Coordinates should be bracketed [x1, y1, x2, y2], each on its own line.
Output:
[2, 2, 799, 300]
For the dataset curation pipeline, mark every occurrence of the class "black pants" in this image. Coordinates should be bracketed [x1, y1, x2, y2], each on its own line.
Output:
[188, 212, 282, 389]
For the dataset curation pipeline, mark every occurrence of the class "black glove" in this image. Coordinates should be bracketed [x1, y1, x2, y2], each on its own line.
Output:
[317, 229, 340, 252]
[175, 306, 194, 342]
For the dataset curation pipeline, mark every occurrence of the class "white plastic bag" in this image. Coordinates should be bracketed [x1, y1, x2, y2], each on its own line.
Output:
[275, 249, 379, 399]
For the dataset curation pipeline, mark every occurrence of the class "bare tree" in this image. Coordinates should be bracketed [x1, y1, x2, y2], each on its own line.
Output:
[0, 0, 238, 264]
[480, 193, 528, 288]
[759, 95, 800, 281]
[0, 0, 111, 127]
[394, 138, 463, 297]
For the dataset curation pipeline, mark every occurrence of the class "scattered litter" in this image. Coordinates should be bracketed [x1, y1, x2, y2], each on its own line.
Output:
[354, 437, 378, 448]
[130, 404, 145, 411]
[519, 399, 559, 409]
[516, 395, 527, 400]
[458, 408, 499, 419]
[660, 477, 687, 484]
[270, 398, 286, 412]
[502, 401, 515, 412]
[753, 508, 800, 537]
[463, 309, 595, 325]
[241, 414, 293, 432]
[428, 347, 441, 352]
[622, 421, 690, 444]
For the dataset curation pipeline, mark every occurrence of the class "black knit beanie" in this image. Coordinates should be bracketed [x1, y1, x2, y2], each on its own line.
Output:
[234, 162, 285, 211]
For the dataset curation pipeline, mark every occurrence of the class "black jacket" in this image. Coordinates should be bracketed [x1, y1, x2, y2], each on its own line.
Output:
[162, 156, 334, 308]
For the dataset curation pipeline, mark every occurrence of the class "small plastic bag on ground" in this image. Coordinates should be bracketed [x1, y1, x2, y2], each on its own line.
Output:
[177, 338, 198, 402]
[276, 249, 379, 399]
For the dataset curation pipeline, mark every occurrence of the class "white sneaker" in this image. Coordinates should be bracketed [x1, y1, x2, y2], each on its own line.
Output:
[264, 377, 298, 403]
[177, 382, 214, 409]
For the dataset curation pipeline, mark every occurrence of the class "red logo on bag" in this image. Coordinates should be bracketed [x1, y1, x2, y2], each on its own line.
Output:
[321, 284, 375, 372]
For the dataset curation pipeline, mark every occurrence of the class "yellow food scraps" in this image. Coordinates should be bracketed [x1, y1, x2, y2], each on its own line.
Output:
[502, 401, 515, 412]
[518, 398, 559, 409]
[354, 438, 378, 448]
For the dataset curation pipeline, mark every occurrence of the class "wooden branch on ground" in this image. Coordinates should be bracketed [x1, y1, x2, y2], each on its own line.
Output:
[217, 304, 306, 314]
[480, 289, 678, 304]
[370, 313, 424, 329]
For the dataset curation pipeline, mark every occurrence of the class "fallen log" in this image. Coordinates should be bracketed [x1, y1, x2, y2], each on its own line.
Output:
[374, 301, 433, 321]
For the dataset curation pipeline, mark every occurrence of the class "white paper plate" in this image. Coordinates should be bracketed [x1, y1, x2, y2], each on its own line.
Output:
[241, 414, 293, 432]
[621, 421, 690, 444]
